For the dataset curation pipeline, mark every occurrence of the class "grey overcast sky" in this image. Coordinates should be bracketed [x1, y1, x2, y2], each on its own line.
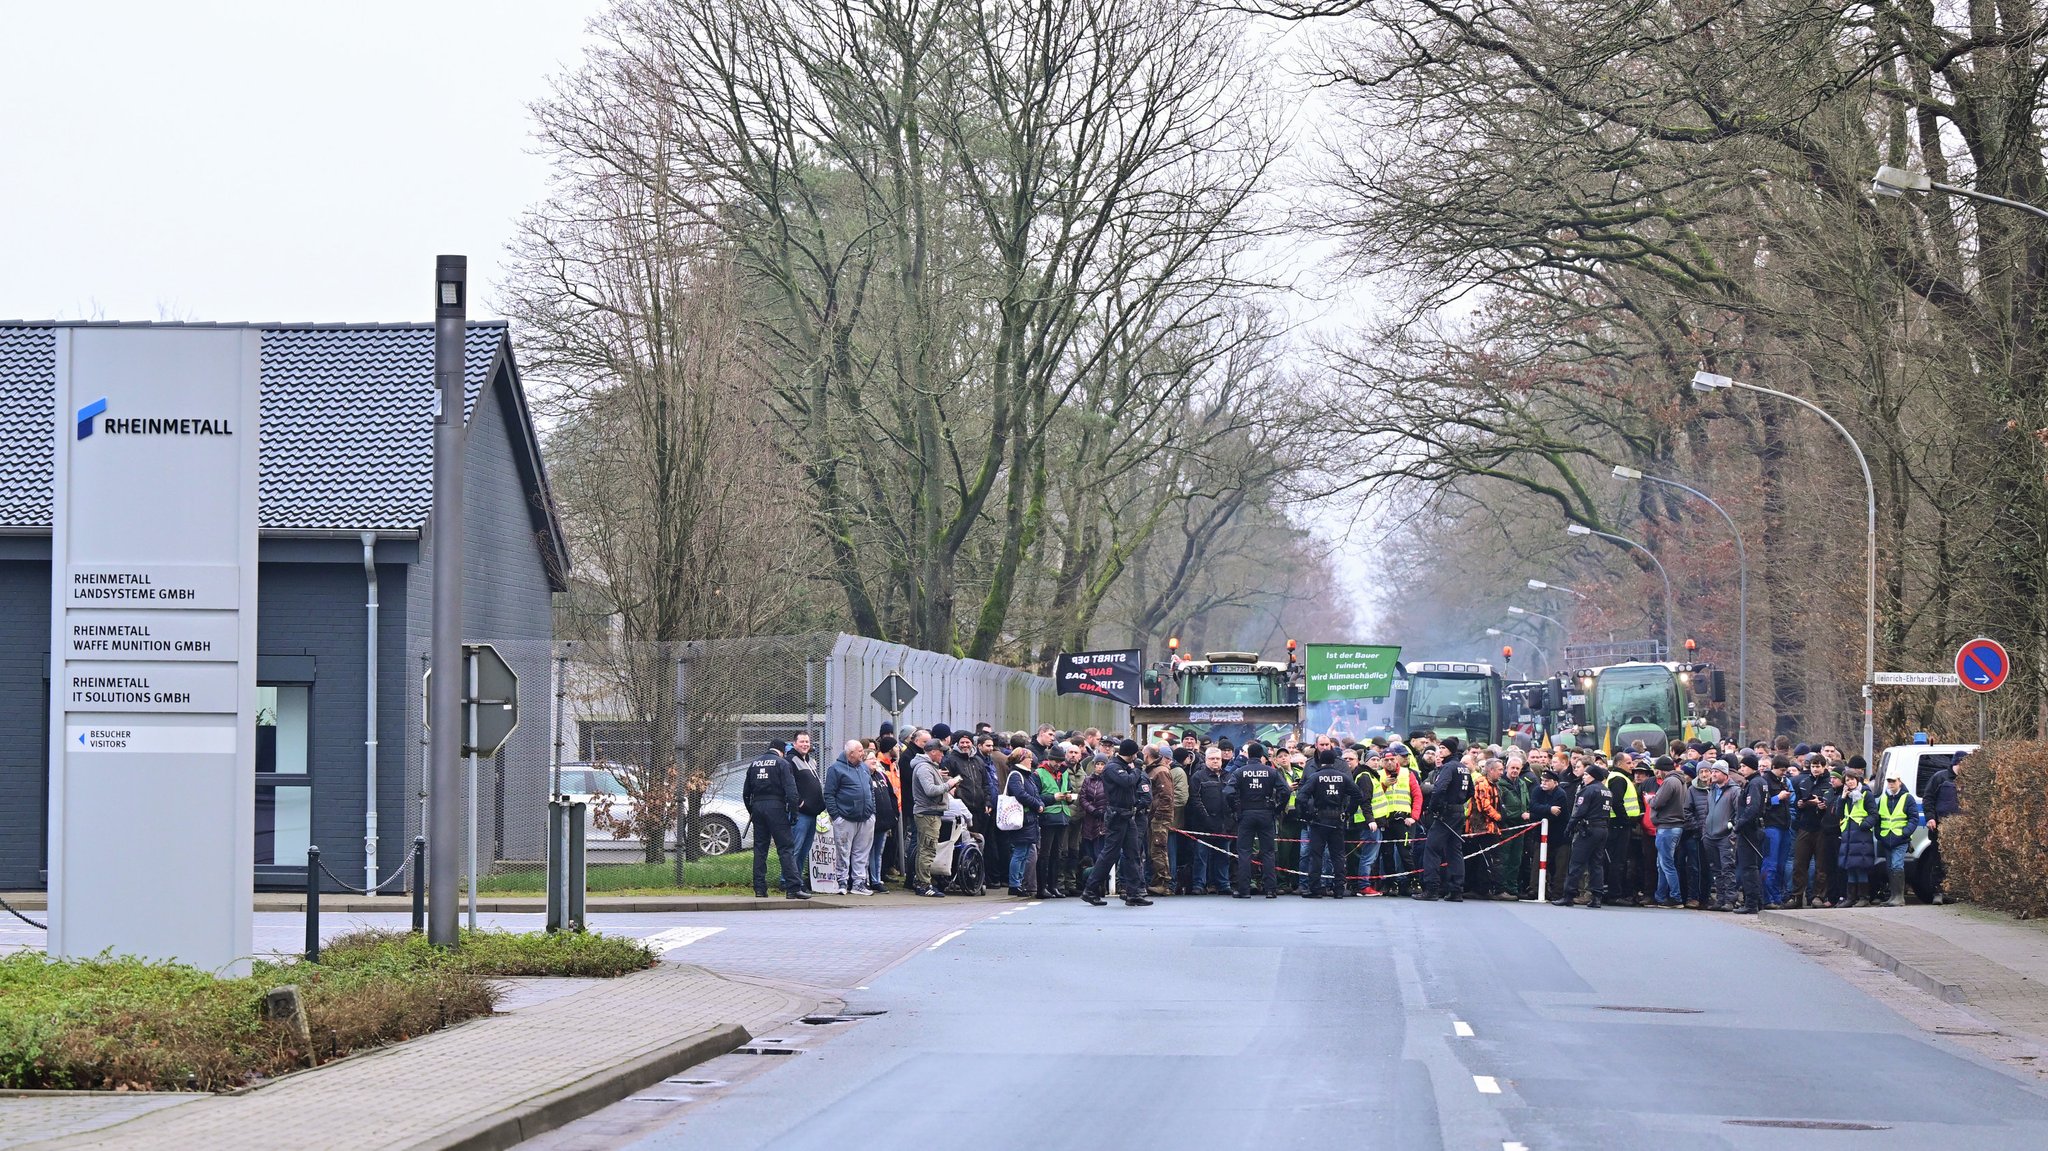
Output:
[0, 0, 606, 324]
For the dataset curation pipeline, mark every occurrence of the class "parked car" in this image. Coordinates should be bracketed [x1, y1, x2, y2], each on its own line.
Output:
[554, 763, 753, 857]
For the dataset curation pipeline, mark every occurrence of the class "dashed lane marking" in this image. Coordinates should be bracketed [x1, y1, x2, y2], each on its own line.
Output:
[1454, 1021, 1474, 1037]
[928, 929, 965, 950]
[1474, 1075, 1501, 1095]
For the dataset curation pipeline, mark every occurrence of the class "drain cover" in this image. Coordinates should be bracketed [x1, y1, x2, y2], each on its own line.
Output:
[839, 1009, 888, 1017]
[733, 1046, 803, 1056]
[800, 1016, 852, 1025]
[663, 1077, 725, 1087]
[1726, 1120, 1889, 1132]
[1597, 1005, 1704, 1014]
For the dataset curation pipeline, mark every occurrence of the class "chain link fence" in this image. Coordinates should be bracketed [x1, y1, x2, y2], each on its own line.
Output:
[397, 633, 1126, 896]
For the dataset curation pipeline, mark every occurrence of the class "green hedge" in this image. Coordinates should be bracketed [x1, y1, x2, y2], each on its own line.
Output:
[1943, 741, 2048, 920]
[0, 930, 656, 1091]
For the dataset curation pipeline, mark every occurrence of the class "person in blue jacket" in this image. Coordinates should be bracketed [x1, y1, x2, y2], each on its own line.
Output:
[822, 740, 877, 896]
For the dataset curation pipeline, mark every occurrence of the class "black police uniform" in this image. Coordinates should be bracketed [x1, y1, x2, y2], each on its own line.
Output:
[742, 751, 802, 896]
[1083, 754, 1150, 904]
[1555, 778, 1609, 906]
[1298, 753, 1363, 898]
[1417, 758, 1472, 900]
[1224, 757, 1285, 897]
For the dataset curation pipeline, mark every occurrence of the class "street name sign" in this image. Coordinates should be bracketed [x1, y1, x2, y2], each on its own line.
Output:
[1956, 637, 2009, 694]
[47, 327, 260, 974]
[1873, 672, 1960, 687]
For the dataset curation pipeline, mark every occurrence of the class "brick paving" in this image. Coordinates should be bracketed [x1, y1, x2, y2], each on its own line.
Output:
[1769, 904, 2048, 1042]
[6, 964, 806, 1151]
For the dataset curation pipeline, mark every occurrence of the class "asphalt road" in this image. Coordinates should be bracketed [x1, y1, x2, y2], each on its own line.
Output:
[570, 896, 2048, 1151]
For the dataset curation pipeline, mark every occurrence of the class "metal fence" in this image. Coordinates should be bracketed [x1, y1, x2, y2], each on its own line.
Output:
[401, 633, 1125, 891]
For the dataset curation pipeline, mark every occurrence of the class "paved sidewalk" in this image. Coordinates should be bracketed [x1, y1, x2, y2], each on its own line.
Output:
[4, 964, 810, 1151]
[1764, 904, 2048, 1041]
[5, 889, 1015, 914]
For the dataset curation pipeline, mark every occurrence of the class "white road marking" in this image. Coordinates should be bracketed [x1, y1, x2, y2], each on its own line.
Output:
[928, 929, 965, 950]
[1026, 901, 1043, 907]
[643, 926, 725, 953]
[1454, 1020, 1475, 1037]
[1000, 908, 1021, 915]
[1474, 1075, 1502, 1095]
[1504, 1143, 1528, 1151]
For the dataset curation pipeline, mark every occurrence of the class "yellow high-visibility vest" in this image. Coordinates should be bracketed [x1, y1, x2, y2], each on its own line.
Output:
[1607, 770, 1640, 818]
[1372, 768, 1413, 819]
[1877, 790, 1911, 837]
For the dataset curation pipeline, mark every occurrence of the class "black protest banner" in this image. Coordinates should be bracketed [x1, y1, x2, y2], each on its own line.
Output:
[1052, 649, 1142, 705]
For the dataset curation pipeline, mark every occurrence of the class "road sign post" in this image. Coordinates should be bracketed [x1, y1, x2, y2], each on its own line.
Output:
[870, 671, 916, 876]
[423, 643, 518, 932]
[1956, 637, 2007, 744]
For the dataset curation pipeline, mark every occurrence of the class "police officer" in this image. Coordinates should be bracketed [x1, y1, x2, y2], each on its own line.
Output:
[1551, 760, 1610, 908]
[1224, 741, 1285, 899]
[743, 742, 809, 900]
[1082, 739, 1154, 907]
[1297, 744, 1363, 898]
[1415, 745, 1473, 901]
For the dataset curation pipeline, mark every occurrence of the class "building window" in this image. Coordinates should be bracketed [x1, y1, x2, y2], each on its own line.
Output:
[256, 684, 311, 867]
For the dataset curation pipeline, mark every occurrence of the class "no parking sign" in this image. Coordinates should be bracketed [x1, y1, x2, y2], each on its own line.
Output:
[1955, 637, 2009, 694]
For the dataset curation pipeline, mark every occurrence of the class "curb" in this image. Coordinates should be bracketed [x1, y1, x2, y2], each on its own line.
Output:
[1760, 911, 1966, 1003]
[409, 1021, 751, 1151]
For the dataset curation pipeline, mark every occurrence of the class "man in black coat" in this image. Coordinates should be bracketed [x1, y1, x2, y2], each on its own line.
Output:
[742, 744, 809, 900]
[1551, 760, 1610, 908]
[1081, 740, 1153, 907]
[1224, 741, 1286, 898]
[1731, 755, 1768, 914]
[1297, 745, 1363, 898]
[1415, 746, 1473, 902]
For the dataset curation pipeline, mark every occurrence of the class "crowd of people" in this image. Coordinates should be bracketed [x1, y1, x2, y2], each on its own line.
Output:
[737, 722, 1963, 913]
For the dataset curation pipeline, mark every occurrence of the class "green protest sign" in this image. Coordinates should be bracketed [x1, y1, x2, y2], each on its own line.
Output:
[1303, 644, 1402, 703]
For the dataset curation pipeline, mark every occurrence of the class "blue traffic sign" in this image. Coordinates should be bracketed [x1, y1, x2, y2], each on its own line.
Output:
[1955, 637, 2008, 694]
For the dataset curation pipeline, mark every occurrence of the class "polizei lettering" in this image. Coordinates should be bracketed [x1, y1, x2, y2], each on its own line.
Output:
[100, 417, 233, 435]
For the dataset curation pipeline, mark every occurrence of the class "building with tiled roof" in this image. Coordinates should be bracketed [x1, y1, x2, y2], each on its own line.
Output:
[0, 321, 564, 891]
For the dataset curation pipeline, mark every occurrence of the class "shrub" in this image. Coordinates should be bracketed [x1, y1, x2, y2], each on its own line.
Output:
[1943, 741, 2048, 920]
[0, 929, 653, 1091]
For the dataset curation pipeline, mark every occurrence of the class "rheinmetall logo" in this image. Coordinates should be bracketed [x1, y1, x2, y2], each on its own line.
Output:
[74, 397, 232, 440]
[76, 398, 106, 439]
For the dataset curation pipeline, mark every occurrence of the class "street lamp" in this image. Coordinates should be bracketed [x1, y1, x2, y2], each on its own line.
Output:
[1507, 604, 1565, 629]
[1527, 578, 1591, 601]
[1486, 627, 1547, 670]
[1613, 464, 1748, 744]
[1693, 369, 1876, 766]
[1565, 522, 1676, 653]
[1871, 165, 2048, 222]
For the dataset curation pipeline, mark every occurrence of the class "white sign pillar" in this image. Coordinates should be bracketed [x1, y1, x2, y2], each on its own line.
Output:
[47, 327, 260, 975]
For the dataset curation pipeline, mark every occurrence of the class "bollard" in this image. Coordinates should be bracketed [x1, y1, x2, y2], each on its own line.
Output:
[1535, 823, 1549, 904]
[411, 836, 427, 934]
[305, 845, 321, 963]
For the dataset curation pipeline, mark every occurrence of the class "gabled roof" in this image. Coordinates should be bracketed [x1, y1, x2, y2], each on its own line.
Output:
[0, 322, 566, 584]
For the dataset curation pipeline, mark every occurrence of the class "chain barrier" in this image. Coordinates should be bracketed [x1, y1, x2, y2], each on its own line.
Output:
[313, 851, 414, 896]
[1169, 820, 1542, 882]
[0, 893, 45, 930]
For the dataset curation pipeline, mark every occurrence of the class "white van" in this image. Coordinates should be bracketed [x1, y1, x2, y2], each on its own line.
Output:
[1874, 740, 1974, 903]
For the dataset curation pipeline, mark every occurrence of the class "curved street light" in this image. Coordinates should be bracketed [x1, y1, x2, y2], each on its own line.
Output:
[1506, 604, 1565, 629]
[1526, 578, 1591, 601]
[1871, 164, 2048, 222]
[1565, 522, 1676, 652]
[1613, 465, 1748, 744]
[1692, 369, 1875, 767]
